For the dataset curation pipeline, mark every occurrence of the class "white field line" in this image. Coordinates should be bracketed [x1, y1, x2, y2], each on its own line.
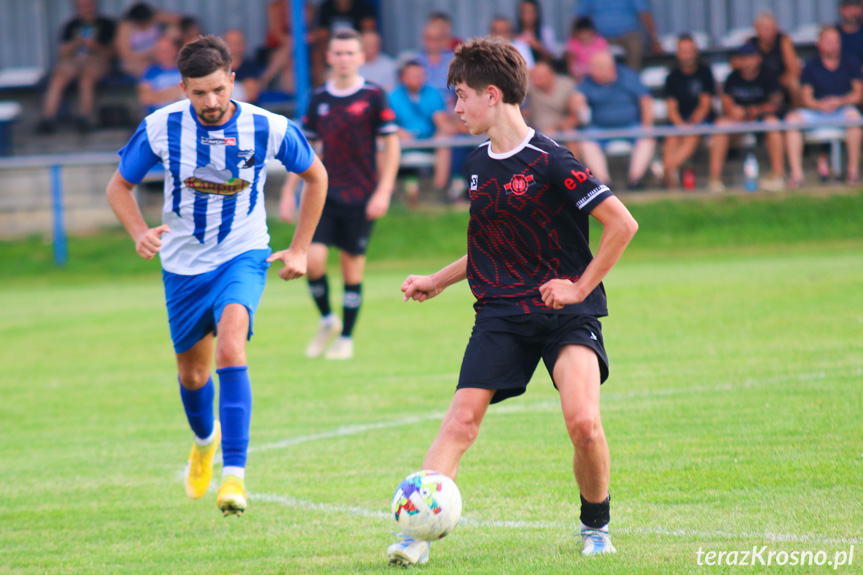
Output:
[186, 369, 861, 546]
[249, 491, 863, 546]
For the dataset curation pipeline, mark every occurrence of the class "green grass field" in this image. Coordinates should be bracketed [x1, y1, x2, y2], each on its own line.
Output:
[1, 191, 862, 574]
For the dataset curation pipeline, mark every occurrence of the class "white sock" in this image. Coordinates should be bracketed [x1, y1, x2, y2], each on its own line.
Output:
[321, 313, 336, 326]
[194, 426, 218, 447]
[581, 522, 608, 532]
[223, 466, 245, 479]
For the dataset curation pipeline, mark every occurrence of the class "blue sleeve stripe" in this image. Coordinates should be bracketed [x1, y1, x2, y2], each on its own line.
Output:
[193, 123, 211, 244]
[276, 120, 315, 174]
[167, 112, 184, 216]
[117, 119, 161, 184]
[249, 114, 270, 215]
[218, 121, 241, 244]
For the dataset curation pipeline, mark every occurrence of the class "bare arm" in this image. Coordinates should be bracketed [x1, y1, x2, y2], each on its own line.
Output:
[640, 11, 662, 54]
[279, 139, 321, 222]
[639, 95, 654, 127]
[539, 196, 638, 309]
[401, 255, 468, 303]
[106, 170, 169, 259]
[780, 36, 801, 80]
[688, 93, 713, 125]
[267, 156, 328, 281]
[666, 97, 684, 126]
[366, 132, 400, 220]
[137, 80, 184, 107]
[559, 92, 581, 131]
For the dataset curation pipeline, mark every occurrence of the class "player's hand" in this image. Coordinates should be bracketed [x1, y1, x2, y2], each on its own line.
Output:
[538, 278, 584, 310]
[135, 224, 170, 260]
[279, 192, 297, 223]
[366, 191, 391, 220]
[267, 248, 307, 281]
[401, 274, 439, 303]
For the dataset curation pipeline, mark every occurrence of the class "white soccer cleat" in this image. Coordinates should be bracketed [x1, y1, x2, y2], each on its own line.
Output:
[305, 317, 342, 358]
[324, 336, 353, 360]
[580, 527, 617, 555]
[387, 537, 430, 566]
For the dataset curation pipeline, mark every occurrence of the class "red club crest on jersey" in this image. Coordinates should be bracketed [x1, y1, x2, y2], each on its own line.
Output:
[381, 108, 396, 121]
[346, 100, 369, 115]
[504, 173, 535, 195]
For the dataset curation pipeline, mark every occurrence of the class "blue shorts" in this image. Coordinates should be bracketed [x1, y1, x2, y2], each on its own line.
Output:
[163, 248, 271, 354]
[797, 106, 859, 127]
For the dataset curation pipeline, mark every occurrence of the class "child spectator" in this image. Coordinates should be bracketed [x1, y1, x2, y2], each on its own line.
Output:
[566, 17, 608, 83]
[115, 2, 179, 78]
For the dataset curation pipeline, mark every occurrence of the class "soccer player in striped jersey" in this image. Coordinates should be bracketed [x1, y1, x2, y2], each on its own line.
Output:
[280, 28, 400, 361]
[106, 35, 328, 517]
[395, 37, 638, 565]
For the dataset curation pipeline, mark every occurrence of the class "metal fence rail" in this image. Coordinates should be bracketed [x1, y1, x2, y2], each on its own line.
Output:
[2, 118, 860, 266]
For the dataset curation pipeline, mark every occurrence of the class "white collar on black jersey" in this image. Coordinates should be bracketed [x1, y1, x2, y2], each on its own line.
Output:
[325, 76, 366, 97]
[484, 128, 546, 159]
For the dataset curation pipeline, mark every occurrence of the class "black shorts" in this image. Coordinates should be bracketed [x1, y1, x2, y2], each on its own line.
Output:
[311, 200, 375, 255]
[457, 313, 610, 404]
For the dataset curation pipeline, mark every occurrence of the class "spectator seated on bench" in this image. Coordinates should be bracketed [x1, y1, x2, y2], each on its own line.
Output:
[786, 25, 863, 187]
[708, 43, 786, 193]
[36, 0, 116, 134]
[388, 60, 452, 206]
[575, 51, 656, 189]
[662, 34, 716, 188]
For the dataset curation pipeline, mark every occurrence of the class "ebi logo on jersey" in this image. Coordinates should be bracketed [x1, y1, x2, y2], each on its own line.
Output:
[504, 173, 535, 195]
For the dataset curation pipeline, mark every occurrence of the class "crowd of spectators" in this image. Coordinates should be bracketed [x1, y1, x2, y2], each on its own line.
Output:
[29, 0, 863, 194]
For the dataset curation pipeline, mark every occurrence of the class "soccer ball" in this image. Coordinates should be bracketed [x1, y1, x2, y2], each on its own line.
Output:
[391, 470, 462, 541]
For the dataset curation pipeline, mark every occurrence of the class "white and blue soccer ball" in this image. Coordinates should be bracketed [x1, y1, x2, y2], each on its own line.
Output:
[391, 470, 462, 541]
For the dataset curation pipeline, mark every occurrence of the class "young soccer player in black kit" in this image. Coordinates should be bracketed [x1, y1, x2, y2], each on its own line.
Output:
[392, 36, 638, 566]
[281, 28, 400, 360]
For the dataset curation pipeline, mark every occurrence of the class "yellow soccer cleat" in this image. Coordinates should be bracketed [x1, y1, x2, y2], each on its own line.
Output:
[184, 421, 221, 499]
[217, 475, 247, 517]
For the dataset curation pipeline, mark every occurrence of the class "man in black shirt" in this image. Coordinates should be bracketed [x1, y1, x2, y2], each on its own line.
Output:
[392, 37, 638, 567]
[36, 0, 116, 134]
[662, 34, 716, 188]
[708, 43, 786, 192]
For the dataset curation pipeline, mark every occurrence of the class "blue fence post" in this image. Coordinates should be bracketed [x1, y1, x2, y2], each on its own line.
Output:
[291, 0, 310, 122]
[50, 163, 68, 266]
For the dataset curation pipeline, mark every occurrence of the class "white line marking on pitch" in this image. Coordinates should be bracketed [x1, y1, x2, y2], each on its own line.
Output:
[249, 491, 863, 546]
[190, 369, 860, 546]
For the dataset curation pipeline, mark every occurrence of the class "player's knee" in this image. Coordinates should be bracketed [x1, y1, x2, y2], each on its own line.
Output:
[215, 338, 246, 368]
[442, 407, 482, 446]
[565, 411, 600, 447]
[178, 366, 210, 389]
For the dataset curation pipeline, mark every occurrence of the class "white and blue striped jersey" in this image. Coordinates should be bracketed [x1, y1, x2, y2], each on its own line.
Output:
[118, 99, 315, 275]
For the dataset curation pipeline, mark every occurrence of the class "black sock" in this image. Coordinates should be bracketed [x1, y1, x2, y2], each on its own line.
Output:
[308, 275, 331, 317]
[341, 283, 362, 336]
[580, 493, 610, 529]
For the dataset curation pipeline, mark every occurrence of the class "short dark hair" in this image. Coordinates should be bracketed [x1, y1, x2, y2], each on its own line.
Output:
[329, 28, 362, 47]
[447, 36, 527, 105]
[126, 2, 154, 23]
[177, 35, 232, 80]
[573, 16, 595, 33]
[398, 59, 424, 77]
[427, 11, 452, 25]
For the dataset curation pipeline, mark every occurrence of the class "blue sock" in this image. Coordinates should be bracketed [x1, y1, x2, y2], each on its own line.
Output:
[218, 366, 252, 469]
[179, 376, 215, 440]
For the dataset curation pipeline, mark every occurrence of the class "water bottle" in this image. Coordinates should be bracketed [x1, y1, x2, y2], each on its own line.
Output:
[743, 152, 759, 192]
[682, 168, 696, 191]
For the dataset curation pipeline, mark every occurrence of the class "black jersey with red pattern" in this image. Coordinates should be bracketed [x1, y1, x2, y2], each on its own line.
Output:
[303, 78, 397, 205]
[465, 129, 613, 317]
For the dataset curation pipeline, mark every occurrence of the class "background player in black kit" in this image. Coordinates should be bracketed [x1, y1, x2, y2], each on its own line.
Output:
[392, 37, 638, 566]
[281, 28, 400, 360]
